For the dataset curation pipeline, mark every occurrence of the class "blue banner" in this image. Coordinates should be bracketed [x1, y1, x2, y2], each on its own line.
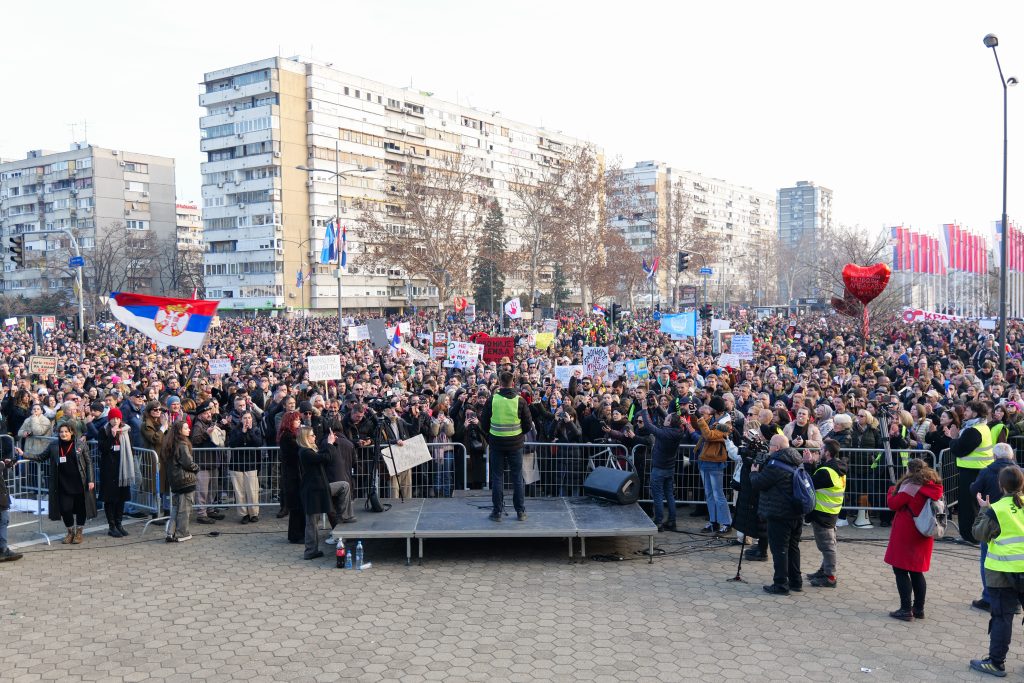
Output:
[659, 312, 697, 337]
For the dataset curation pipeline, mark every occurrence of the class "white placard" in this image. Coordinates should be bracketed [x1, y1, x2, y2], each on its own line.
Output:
[380, 434, 434, 477]
[554, 365, 584, 386]
[717, 353, 741, 368]
[710, 318, 731, 332]
[3, 317, 17, 328]
[445, 341, 484, 369]
[307, 354, 342, 381]
[347, 325, 370, 341]
[731, 334, 754, 359]
[399, 343, 428, 362]
[582, 346, 610, 379]
[980, 319, 997, 330]
[208, 358, 233, 375]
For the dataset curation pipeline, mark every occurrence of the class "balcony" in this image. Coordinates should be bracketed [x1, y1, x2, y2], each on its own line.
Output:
[200, 128, 275, 153]
[199, 80, 277, 108]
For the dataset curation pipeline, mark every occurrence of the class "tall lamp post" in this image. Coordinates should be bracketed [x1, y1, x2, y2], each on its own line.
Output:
[984, 34, 1018, 372]
[297, 142, 376, 348]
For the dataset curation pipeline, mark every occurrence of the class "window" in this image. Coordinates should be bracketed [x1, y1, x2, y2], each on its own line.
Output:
[126, 220, 149, 231]
[125, 181, 147, 193]
[344, 87, 350, 96]
[122, 162, 148, 173]
[77, 197, 93, 209]
[354, 89, 360, 98]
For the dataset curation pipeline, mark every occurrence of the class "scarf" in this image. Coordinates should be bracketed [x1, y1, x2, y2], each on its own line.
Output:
[118, 428, 138, 487]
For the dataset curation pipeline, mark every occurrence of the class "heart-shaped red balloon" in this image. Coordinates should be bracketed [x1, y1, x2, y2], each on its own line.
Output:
[830, 288, 859, 318]
[842, 263, 891, 305]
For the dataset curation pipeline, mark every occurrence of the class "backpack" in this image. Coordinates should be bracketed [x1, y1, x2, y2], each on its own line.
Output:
[913, 497, 947, 538]
[769, 459, 816, 515]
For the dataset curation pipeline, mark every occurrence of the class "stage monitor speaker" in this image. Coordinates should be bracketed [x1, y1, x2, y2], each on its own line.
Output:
[583, 466, 639, 505]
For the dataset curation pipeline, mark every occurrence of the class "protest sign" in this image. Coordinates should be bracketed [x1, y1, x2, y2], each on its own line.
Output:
[481, 336, 515, 363]
[660, 312, 696, 338]
[347, 325, 369, 342]
[731, 334, 754, 359]
[3, 317, 17, 329]
[446, 341, 484, 369]
[555, 365, 584, 386]
[367, 319, 390, 348]
[535, 332, 554, 350]
[306, 355, 342, 381]
[980, 318, 997, 330]
[40, 316, 56, 334]
[28, 356, 58, 376]
[582, 346, 610, 378]
[713, 329, 734, 355]
[380, 434, 434, 477]
[710, 318, 731, 332]
[208, 358, 233, 375]
[718, 353, 741, 368]
[542, 319, 558, 333]
[464, 304, 476, 322]
[625, 358, 650, 380]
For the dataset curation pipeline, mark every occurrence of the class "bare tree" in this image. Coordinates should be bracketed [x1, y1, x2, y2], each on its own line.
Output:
[593, 226, 645, 308]
[508, 164, 561, 302]
[549, 145, 605, 309]
[359, 154, 484, 304]
[154, 235, 205, 297]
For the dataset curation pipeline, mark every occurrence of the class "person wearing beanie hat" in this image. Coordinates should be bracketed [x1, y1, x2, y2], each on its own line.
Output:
[97, 406, 135, 537]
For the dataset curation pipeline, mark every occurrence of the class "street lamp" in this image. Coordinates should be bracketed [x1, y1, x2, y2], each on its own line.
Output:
[297, 142, 378, 348]
[983, 33, 1018, 372]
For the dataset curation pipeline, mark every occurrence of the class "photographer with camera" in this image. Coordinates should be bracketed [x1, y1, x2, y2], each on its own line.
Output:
[751, 434, 806, 595]
[734, 411, 775, 562]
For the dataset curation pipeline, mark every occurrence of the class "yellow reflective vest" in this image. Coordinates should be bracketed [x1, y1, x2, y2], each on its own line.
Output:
[489, 394, 523, 438]
[984, 497, 1024, 573]
[956, 423, 995, 470]
[813, 465, 847, 515]
[871, 426, 909, 470]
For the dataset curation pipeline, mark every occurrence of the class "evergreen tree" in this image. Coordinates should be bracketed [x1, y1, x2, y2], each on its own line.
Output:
[472, 200, 507, 314]
[552, 263, 570, 309]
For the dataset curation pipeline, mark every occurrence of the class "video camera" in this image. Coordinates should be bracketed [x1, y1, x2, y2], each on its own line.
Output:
[741, 429, 772, 467]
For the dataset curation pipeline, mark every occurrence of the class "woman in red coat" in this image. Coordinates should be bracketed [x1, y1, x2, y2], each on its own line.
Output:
[884, 458, 944, 621]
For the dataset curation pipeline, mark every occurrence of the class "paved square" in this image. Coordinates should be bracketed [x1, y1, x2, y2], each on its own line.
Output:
[1, 515, 1003, 682]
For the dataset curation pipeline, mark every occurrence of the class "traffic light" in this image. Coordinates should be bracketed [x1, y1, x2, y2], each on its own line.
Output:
[700, 304, 713, 320]
[611, 303, 622, 327]
[677, 251, 692, 272]
[8, 235, 24, 267]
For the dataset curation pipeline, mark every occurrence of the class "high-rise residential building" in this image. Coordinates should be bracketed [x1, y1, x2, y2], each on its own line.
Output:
[777, 180, 833, 300]
[608, 161, 776, 306]
[199, 56, 592, 315]
[175, 202, 203, 250]
[0, 144, 176, 299]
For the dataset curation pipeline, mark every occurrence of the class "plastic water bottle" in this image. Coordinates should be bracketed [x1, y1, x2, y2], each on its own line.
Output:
[344, 546, 353, 569]
[335, 539, 346, 569]
[355, 541, 364, 570]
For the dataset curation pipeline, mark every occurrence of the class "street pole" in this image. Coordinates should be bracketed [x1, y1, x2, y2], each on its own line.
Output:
[985, 33, 1015, 372]
[56, 229, 84, 348]
[336, 139, 344, 349]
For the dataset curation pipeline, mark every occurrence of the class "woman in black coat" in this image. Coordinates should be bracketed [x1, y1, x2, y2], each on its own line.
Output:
[97, 407, 134, 537]
[35, 423, 96, 544]
[277, 410, 304, 542]
[297, 427, 332, 560]
[461, 409, 488, 490]
[733, 420, 772, 561]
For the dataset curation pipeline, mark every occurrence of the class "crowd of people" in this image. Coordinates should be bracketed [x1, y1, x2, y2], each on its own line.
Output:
[2, 305, 1024, 673]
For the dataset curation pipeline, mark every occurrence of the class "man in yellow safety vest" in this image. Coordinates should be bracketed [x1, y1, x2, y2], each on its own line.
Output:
[480, 371, 534, 522]
[806, 439, 848, 588]
[950, 401, 995, 544]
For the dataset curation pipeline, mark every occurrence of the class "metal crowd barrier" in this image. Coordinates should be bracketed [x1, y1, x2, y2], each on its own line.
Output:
[482, 442, 633, 498]
[4, 459, 51, 544]
[937, 447, 958, 513]
[628, 444, 933, 512]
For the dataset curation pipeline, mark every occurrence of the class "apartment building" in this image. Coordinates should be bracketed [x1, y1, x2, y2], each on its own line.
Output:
[176, 202, 203, 250]
[609, 160, 776, 306]
[199, 56, 592, 314]
[777, 180, 834, 300]
[0, 144, 176, 298]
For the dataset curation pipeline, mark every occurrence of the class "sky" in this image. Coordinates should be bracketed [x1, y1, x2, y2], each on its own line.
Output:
[1, 0, 1022, 242]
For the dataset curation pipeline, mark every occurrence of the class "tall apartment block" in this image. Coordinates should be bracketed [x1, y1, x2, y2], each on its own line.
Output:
[609, 160, 776, 305]
[0, 144, 176, 298]
[199, 56, 591, 314]
[777, 180, 833, 300]
[176, 202, 203, 250]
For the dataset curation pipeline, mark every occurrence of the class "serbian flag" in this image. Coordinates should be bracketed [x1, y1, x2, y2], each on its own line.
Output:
[890, 227, 903, 270]
[592, 304, 606, 316]
[642, 256, 660, 280]
[389, 324, 401, 356]
[107, 292, 219, 350]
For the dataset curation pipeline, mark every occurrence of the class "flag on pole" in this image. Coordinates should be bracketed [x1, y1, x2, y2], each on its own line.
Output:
[339, 224, 348, 269]
[107, 292, 219, 350]
[389, 324, 401, 356]
[642, 256, 660, 280]
[503, 297, 523, 319]
[890, 226, 903, 270]
[591, 304, 606, 316]
[320, 219, 337, 264]
[296, 269, 304, 288]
